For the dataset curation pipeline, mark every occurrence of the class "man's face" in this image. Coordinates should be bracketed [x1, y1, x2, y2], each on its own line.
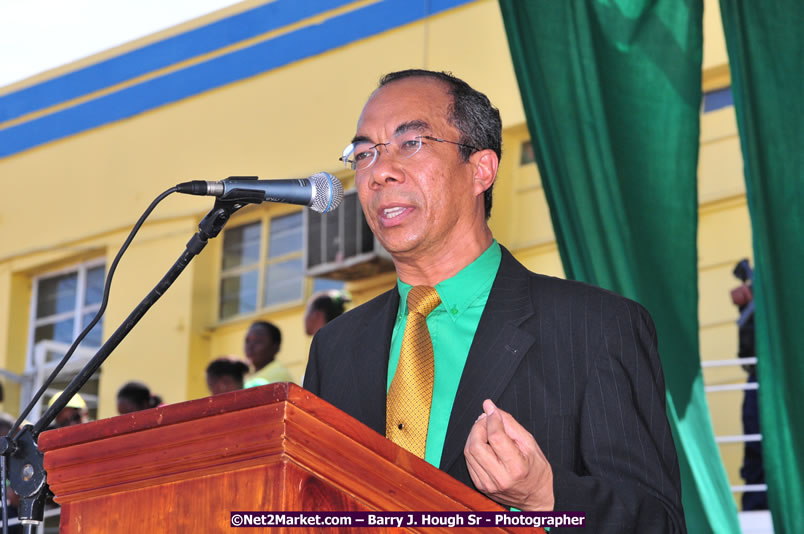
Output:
[353, 78, 484, 262]
[55, 407, 86, 427]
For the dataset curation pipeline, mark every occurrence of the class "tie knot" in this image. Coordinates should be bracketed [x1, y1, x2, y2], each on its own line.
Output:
[407, 286, 441, 317]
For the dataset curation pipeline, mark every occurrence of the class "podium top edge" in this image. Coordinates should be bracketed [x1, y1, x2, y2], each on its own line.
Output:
[39, 382, 311, 451]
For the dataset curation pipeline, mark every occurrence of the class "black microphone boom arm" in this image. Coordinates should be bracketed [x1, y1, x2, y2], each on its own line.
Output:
[0, 196, 249, 529]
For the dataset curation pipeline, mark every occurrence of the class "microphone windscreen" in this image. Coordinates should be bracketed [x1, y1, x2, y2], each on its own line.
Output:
[310, 172, 344, 213]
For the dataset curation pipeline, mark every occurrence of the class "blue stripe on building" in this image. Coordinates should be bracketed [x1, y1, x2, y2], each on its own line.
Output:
[0, 0, 472, 158]
[703, 87, 733, 113]
[0, 0, 355, 123]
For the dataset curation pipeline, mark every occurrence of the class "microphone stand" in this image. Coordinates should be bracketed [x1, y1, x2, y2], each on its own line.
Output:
[0, 194, 261, 533]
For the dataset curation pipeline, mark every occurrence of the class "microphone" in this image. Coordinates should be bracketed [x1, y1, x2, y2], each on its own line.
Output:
[177, 173, 344, 213]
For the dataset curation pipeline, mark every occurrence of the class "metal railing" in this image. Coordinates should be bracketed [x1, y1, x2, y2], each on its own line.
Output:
[701, 356, 767, 497]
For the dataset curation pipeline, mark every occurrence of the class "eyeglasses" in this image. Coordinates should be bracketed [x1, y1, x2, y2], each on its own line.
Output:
[340, 133, 479, 171]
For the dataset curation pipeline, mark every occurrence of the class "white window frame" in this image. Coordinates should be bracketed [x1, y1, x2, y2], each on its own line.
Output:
[702, 356, 773, 532]
[23, 259, 105, 420]
[26, 259, 105, 369]
[219, 211, 305, 320]
[21, 340, 99, 421]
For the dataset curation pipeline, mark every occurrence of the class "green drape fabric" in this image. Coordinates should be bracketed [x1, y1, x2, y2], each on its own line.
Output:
[498, 1, 739, 532]
[719, 2, 804, 532]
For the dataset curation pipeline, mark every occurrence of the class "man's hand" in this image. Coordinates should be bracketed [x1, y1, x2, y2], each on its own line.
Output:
[464, 399, 555, 511]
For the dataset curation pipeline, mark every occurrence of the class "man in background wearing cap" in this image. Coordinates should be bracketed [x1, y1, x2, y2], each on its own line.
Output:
[47, 391, 89, 429]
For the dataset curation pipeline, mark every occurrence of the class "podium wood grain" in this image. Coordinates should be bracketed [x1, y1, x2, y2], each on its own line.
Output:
[40, 383, 537, 533]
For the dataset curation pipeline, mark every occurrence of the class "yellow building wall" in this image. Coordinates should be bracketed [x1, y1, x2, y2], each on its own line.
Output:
[0, 216, 202, 419]
[0, 0, 754, 510]
[702, 0, 730, 89]
[0, 268, 31, 417]
[698, 104, 755, 508]
[0, 0, 528, 416]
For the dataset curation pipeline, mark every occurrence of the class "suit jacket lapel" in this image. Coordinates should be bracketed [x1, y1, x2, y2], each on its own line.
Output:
[440, 247, 537, 473]
[353, 288, 399, 436]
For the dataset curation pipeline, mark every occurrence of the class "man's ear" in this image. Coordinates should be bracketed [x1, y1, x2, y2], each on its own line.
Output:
[470, 149, 498, 198]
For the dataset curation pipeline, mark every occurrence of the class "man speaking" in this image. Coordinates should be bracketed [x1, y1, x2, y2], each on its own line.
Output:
[303, 69, 686, 532]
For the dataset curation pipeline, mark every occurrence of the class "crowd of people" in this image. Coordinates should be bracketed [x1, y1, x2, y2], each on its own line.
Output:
[1, 289, 353, 433]
[0, 288, 351, 527]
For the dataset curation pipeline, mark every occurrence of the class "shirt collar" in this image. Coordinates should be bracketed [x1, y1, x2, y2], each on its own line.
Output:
[396, 240, 501, 321]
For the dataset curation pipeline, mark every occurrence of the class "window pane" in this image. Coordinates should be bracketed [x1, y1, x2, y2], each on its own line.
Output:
[271, 211, 302, 234]
[343, 193, 357, 258]
[313, 278, 345, 293]
[37, 273, 77, 318]
[263, 258, 303, 306]
[222, 223, 261, 271]
[268, 212, 302, 258]
[307, 212, 322, 268]
[34, 318, 75, 346]
[325, 208, 340, 263]
[43, 346, 67, 365]
[219, 270, 258, 319]
[81, 312, 104, 347]
[84, 265, 105, 306]
[520, 140, 535, 166]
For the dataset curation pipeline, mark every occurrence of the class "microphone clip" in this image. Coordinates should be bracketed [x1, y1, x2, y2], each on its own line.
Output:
[217, 176, 265, 204]
[176, 176, 265, 204]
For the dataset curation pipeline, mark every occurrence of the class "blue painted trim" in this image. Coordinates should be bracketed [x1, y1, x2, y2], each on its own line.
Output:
[703, 87, 733, 113]
[0, 0, 355, 123]
[0, 0, 472, 158]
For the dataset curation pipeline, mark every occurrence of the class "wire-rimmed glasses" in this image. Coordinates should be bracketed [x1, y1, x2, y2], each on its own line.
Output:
[339, 133, 479, 171]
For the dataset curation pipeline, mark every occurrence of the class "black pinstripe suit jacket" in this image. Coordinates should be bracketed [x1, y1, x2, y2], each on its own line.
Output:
[303, 246, 686, 532]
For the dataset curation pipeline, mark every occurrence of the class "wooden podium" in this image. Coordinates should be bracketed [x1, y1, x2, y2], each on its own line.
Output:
[39, 383, 538, 533]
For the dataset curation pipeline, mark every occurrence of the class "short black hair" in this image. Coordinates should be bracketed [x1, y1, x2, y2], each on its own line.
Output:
[206, 357, 251, 382]
[249, 321, 281, 346]
[117, 381, 162, 410]
[309, 290, 352, 323]
[378, 69, 502, 219]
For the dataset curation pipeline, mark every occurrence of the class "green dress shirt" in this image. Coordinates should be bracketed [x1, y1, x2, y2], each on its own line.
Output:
[387, 240, 501, 468]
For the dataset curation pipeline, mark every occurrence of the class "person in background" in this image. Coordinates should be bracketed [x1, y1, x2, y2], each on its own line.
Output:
[206, 356, 250, 395]
[47, 391, 89, 428]
[304, 290, 352, 336]
[116, 381, 163, 415]
[244, 321, 292, 387]
[730, 259, 767, 510]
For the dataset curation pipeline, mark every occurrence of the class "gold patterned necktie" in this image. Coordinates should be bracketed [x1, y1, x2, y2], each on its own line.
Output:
[386, 285, 441, 458]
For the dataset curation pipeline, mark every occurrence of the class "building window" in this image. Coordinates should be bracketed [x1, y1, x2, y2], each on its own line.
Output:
[520, 140, 536, 166]
[219, 211, 304, 320]
[30, 261, 105, 365]
[264, 212, 304, 307]
[220, 222, 261, 318]
[313, 277, 345, 293]
[25, 260, 105, 420]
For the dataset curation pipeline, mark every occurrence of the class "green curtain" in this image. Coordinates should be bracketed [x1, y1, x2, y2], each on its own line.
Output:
[499, 1, 739, 532]
[719, 2, 804, 532]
